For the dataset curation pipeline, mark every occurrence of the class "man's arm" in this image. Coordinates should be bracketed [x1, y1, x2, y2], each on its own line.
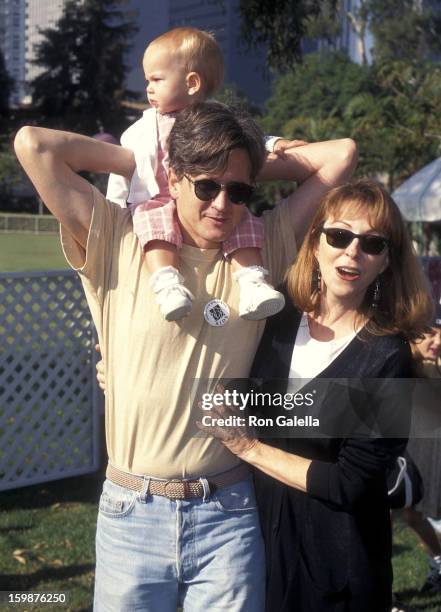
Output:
[14, 127, 135, 248]
[258, 139, 358, 246]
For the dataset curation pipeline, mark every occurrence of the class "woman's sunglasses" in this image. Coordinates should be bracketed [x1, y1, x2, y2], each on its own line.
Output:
[184, 175, 254, 205]
[321, 228, 389, 255]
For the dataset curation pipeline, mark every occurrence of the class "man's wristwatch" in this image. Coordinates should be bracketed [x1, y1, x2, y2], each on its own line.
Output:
[264, 135, 281, 153]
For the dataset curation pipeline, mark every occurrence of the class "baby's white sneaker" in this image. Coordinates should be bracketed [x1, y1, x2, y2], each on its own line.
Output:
[150, 266, 194, 321]
[234, 265, 285, 320]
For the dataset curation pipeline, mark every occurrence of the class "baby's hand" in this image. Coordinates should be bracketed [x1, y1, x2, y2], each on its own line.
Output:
[273, 138, 309, 159]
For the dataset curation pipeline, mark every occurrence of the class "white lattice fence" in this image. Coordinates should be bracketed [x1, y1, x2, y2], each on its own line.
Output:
[0, 270, 102, 491]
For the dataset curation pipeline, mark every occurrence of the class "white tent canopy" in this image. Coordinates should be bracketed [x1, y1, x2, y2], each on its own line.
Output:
[392, 157, 441, 222]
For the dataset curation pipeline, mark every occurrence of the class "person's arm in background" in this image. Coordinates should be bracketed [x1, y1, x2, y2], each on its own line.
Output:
[14, 127, 135, 249]
[258, 138, 358, 246]
[95, 344, 106, 393]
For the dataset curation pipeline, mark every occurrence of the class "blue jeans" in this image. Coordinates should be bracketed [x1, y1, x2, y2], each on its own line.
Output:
[94, 476, 265, 611]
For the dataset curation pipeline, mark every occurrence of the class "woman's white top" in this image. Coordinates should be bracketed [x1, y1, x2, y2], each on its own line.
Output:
[289, 313, 357, 383]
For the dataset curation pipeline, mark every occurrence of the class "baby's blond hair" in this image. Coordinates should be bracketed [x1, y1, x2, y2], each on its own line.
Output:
[145, 27, 224, 97]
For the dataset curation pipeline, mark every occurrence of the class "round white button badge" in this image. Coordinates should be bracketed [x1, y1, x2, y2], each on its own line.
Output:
[204, 299, 230, 326]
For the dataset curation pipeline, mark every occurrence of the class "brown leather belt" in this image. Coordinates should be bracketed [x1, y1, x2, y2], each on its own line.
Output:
[106, 463, 250, 500]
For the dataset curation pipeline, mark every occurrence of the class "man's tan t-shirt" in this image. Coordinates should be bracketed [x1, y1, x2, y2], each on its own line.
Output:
[61, 187, 297, 478]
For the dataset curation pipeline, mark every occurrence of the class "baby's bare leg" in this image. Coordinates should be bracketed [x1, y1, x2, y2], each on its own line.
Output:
[144, 240, 179, 274]
[230, 247, 262, 272]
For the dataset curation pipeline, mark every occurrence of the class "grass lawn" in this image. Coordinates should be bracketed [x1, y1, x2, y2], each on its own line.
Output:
[0, 472, 441, 612]
[0, 233, 68, 272]
[392, 512, 441, 610]
[0, 472, 102, 612]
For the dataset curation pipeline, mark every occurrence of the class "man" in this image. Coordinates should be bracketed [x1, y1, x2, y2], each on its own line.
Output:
[15, 101, 357, 611]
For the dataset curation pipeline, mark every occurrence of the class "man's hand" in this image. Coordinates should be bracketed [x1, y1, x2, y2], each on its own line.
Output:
[95, 344, 106, 393]
[273, 138, 309, 159]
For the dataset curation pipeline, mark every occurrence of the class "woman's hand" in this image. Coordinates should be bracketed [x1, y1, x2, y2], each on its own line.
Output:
[197, 386, 258, 459]
[198, 386, 310, 491]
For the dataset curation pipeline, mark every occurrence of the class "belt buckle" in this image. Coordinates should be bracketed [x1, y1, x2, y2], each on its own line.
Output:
[163, 479, 188, 500]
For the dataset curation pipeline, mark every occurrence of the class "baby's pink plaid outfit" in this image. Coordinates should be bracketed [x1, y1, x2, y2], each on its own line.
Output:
[130, 111, 264, 257]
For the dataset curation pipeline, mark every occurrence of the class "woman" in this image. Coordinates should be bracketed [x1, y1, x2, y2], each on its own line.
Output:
[204, 179, 432, 611]
[403, 308, 441, 594]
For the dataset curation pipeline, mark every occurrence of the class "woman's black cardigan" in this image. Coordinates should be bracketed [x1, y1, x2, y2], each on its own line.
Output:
[250, 301, 412, 612]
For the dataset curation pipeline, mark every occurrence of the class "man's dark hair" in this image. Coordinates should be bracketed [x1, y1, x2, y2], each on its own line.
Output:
[168, 101, 266, 181]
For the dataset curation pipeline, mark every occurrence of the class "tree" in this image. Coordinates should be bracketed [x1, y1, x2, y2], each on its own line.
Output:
[261, 52, 441, 190]
[254, 51, 370, 212]
[215, 84, 262, 118]
[367, 0, 441, 62]
[238, 0, 441, 71]
[0, 50, 13, 117]
[345, 59, 441, 189]
[314, 0, 441, 65]
[31, 0, 137, 135]
[344, 0, 370, 65]
[261, 52, 372, 135]
[238, 0, 338, 71]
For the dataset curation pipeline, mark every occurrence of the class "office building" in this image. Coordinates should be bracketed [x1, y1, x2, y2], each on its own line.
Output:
[0, 0, 66, 105]
[0, 0, 26, 106]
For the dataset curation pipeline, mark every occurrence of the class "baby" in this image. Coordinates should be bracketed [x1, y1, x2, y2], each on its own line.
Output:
[107, 27, 288, 321]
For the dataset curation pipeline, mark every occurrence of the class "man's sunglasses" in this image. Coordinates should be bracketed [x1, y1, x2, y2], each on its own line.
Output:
[321, 227, 389, 255]
[184, 175, 254, 206]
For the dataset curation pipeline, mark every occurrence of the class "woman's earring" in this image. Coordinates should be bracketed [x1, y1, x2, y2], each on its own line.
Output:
[371, 277, 380, 309]
[315, 267, 322, 293]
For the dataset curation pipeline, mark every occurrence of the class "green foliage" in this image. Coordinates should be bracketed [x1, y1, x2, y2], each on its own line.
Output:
[0, 50, 13, 116]
[261, 52, 372, 135]
[367, 0, 441, 62]
[261, 52, 441, 190]
[238, 0, 337, 71]
[215, 84, 263, 117]
[347, 60, 441, 188]
[0, 150, 22, 188]
[304, 0, 441, 66]
[238, 0, 441, 72]
[0, 59, 13, 114]
[0, 137, 28, 212]
[304, 0, 341, 43]
[31, 0, 138, 135]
